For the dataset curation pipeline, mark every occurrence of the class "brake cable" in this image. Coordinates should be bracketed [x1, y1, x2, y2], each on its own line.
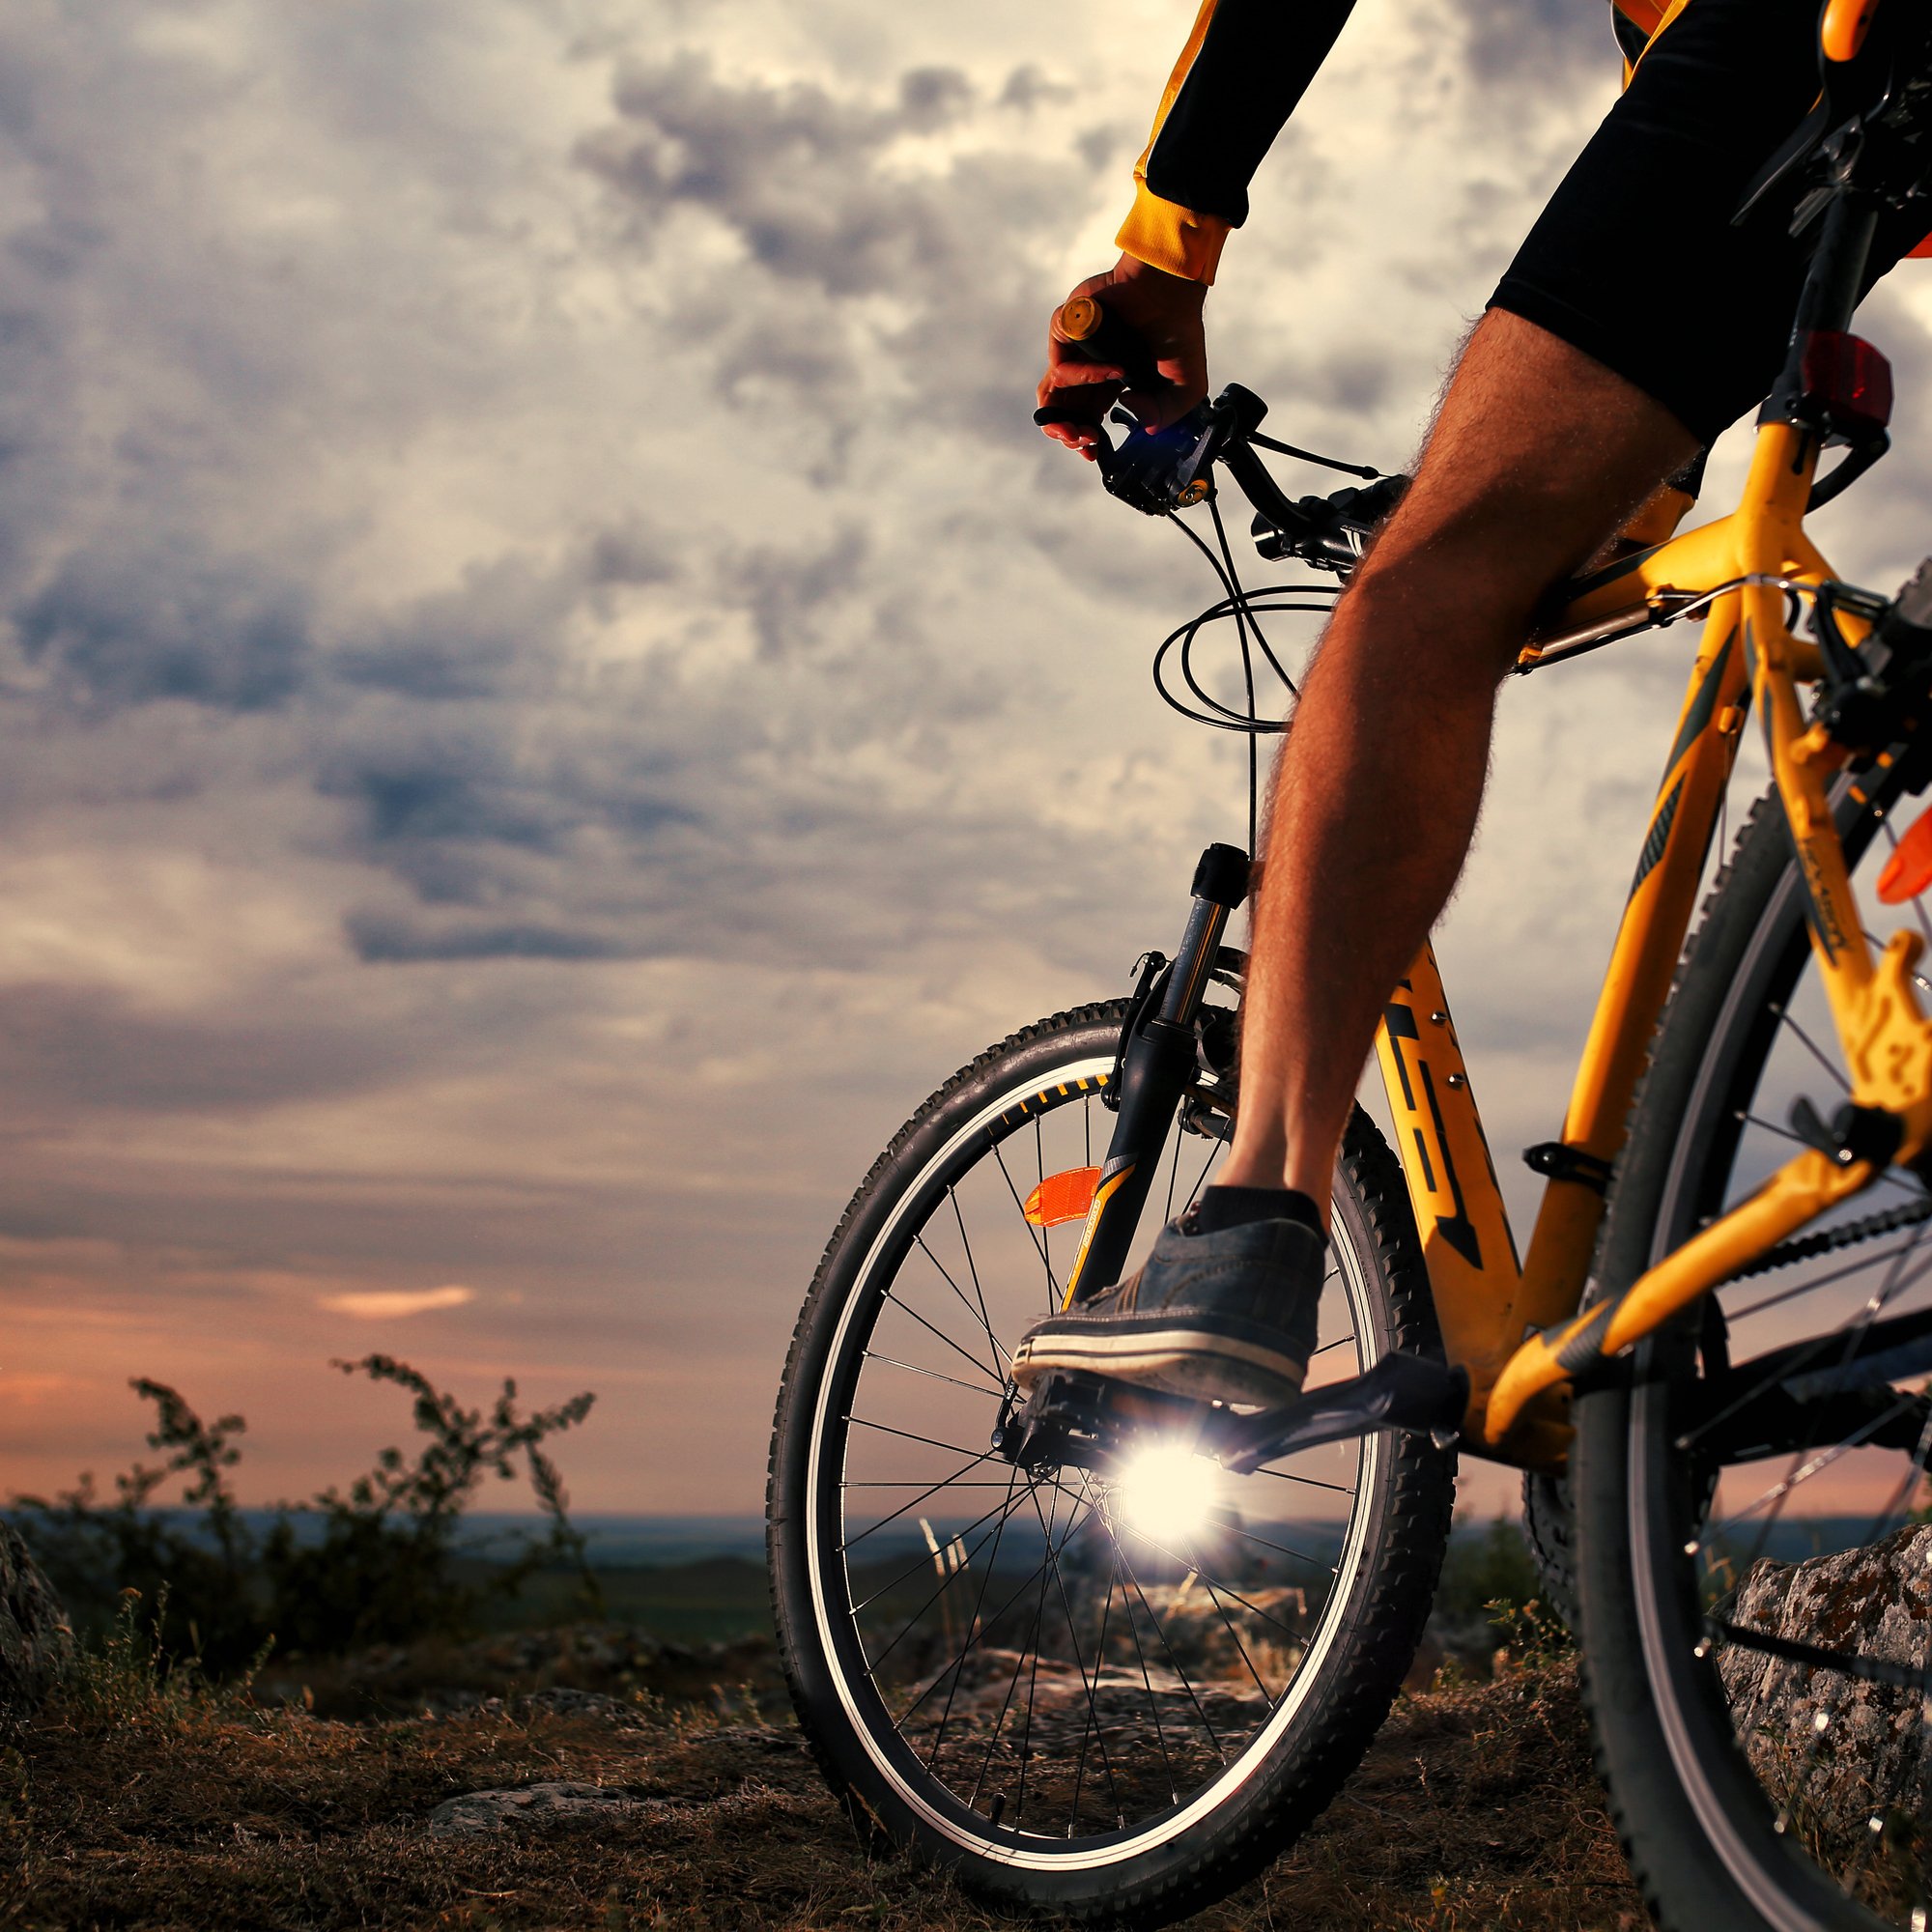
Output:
[1247, 431, 1379, 478]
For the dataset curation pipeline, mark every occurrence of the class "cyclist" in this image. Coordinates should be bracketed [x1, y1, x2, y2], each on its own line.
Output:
[1014, 0, 1932, 1406]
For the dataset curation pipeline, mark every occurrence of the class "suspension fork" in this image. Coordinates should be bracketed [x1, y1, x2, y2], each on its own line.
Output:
[1060, 843, 1251, 1306]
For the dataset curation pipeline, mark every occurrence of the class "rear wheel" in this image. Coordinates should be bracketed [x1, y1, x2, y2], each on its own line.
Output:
[1578, 779, 1932, 1930]
[768, 1001, 1456, 1923]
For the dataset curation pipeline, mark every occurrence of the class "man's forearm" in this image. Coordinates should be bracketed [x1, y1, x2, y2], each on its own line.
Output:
[1119, 0, 1359, 282]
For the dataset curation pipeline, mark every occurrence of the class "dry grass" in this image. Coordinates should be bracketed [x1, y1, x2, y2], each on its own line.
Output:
[0, 1655, 1644, 1931]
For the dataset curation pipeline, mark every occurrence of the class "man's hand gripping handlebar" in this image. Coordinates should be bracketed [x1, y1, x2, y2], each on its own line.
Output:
[1036, 289, 1407, 553]
[1035, 256, 1208, 459]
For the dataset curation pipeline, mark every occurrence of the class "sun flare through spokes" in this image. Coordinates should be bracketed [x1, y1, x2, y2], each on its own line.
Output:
[1112, 1440, 1225, 1547]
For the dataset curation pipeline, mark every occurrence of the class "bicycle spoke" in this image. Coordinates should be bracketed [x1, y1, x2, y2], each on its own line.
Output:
[1179, 1138, 1219, 1217]
[1012, 1558, 1053, 1831]
[1024, 1476, 1125, 1836]
[1713, 1388, 1932, 1871]
[964, 1487, 1095, 1818]
[1729, 1235, 1932, 1323]
[913, 1465, 1024, 1767]
[991, 1140, 1061, 1308]
[1009, 1485, 1061, 1834]
[1208, 1512, 1340, 1577]
[946, 1187, 1009, 1371]
[881, 1283, 1006, 1389]
[1741, 1111, 1921, 1194]
[888, 1487, 1099, 1715]
[846, 1413, 986, 1461]
[1123, 1520, 1311, 1647]
[848, 1483, 1037, 1625]
[1250, 1463, 1357, 1497]
[917, 1226, 1011, 1375]
[1680, 1263, 1932, 1455]
[1726, 1221, 1932, 1574]
[966, 1594, 1036, 1814]
[1118, 1534, 1181, 1805]
[1126, 1511, 1279, 1711]
[1769, 1003, 1853, 1094]
[861, 1350, 1006, 1400]
[1107, 1527, 1231, 1764]
[838, 1447, 1008, 1555]
[1066, 1552, 1120, 1833]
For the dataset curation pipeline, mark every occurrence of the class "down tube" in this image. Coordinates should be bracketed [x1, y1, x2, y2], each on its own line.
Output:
[1373, 945, 1520, 1422]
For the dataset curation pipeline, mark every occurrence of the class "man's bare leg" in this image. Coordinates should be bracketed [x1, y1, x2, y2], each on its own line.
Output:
[1215, 312, 1698, 1215]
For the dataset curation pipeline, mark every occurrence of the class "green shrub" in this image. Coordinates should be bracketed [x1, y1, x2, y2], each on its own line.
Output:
[1431, 1516, 1574, 1672]
[1433, 1516, 1558, 1629]
[10, 1356, 599, 1675]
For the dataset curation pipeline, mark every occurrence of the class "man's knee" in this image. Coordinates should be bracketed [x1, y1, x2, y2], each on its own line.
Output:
[1348, 481, 1572, 648]
[1356, 328, 1695, 625]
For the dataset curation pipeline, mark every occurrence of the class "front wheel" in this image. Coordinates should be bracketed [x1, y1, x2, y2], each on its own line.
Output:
[768, 1001, 1456, 1924]
[1578, 781, 1932, 1930]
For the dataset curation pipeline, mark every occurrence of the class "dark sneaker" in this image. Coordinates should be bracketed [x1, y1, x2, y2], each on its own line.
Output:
[1010, 1216, 1325, 1407]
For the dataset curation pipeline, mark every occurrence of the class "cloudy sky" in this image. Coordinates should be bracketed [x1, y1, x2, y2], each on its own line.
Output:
[4, 0, 1931, 1521]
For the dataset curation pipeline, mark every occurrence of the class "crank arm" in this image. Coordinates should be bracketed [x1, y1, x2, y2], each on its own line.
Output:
[1216, 1351, 1468, 1475]
[1694, 1383, 1932, 1465]
[1690, 1303, 1932, 1464]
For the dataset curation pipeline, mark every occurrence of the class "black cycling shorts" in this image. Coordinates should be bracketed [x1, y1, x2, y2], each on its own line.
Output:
[1491, 0, 1924, 447]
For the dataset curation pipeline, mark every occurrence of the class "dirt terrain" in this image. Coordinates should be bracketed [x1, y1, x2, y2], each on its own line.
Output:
[1, 1649, 1644, 1931]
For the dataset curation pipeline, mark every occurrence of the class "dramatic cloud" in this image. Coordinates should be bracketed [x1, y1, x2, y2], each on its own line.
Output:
[0, 0, 1925, 1520]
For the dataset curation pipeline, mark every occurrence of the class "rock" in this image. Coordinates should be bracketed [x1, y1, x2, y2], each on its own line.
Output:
[1719, 1521, 1932, 1847]
[428, 1780, 641, 1837]
[0, 1523, 74, 1719]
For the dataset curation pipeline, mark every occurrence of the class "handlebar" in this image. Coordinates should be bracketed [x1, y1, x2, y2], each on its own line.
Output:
[1038, 293, 1407, 573]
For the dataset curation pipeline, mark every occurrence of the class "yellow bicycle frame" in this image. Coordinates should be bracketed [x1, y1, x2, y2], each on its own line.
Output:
[1382, 412, 1932, 1469]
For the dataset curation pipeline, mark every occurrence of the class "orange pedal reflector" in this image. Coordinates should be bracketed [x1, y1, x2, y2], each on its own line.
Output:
[1024, 1166, 1101, 1228]
[1878, 808, 1932, 903]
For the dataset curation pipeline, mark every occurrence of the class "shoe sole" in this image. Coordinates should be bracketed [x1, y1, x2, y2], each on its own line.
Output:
[1011, 1321, 1308, 1410]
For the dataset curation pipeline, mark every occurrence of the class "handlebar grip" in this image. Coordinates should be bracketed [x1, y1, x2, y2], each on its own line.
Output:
[1051, 294, 1168, 398]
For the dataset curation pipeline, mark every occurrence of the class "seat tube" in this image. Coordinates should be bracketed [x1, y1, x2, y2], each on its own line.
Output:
[1060, 844, 1250, 1306]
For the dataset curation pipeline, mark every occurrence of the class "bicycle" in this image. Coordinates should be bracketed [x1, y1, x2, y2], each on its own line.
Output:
[768, 7, 1932, 1925]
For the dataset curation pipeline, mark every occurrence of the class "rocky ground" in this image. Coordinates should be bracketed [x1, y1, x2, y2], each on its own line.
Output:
[0, 1633, 1644, 1932]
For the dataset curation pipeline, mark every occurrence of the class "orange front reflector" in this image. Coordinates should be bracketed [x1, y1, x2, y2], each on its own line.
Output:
[1821, 0, 1880, 64]
[1878, 808, 1932, 904]
[1024, 1166, 1101, 1228]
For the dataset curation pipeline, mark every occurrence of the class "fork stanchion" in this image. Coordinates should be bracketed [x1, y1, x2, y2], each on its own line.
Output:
[1058, 844, 1249, 1309]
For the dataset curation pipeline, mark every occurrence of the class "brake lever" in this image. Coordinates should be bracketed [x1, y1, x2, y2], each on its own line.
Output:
[1089, 383, 1275, 519]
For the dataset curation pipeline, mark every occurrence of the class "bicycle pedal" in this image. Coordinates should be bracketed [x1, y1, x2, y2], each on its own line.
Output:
[1216, 1351, 1468, 1474]
[992, 1368, 1227, 1474]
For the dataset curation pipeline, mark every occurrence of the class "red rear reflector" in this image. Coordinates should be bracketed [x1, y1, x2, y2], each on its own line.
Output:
[1024, 1166, 1101, 1228]
[1878, 808, 1932, 904]
[1801, 330, 1893, 438]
